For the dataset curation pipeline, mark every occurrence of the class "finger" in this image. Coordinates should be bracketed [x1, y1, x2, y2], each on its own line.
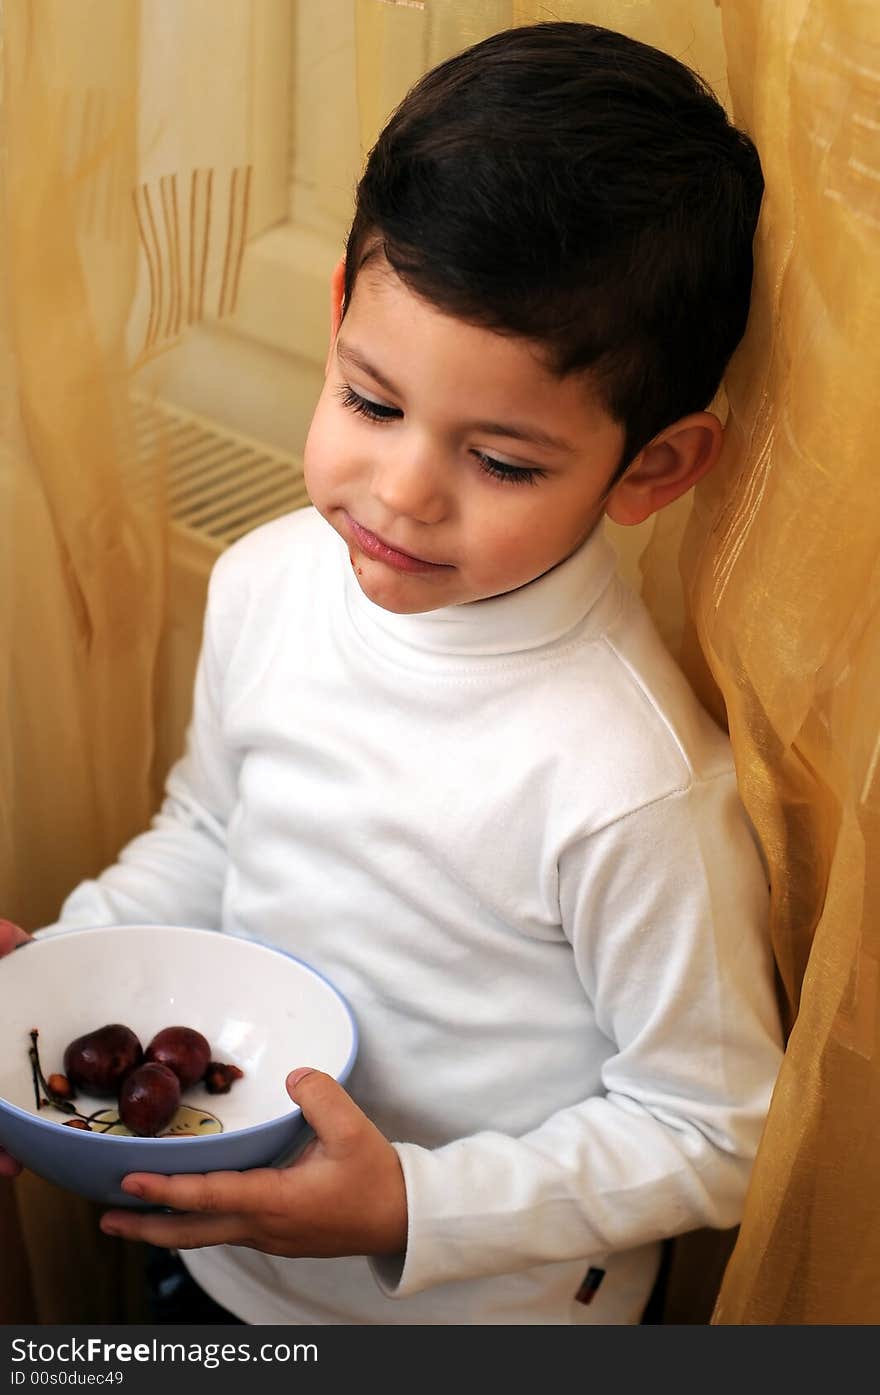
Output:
[286, 1068, 366, 1150]
[100, 1205, 250, 1251]
[119, 1167, 277, 1215]
[0, 919, 31, 955]
[0, 1149, 23, 1179]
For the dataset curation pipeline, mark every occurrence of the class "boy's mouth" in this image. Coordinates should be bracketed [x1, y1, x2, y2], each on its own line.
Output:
[344, 514, 452, 574]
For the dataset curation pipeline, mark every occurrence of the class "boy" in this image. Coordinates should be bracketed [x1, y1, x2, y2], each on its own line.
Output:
[1, 22, 783, 1324]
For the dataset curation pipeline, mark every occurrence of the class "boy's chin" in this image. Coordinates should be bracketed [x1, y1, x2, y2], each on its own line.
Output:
[352, 567, 522, 615]
[352, 571, 450, 616]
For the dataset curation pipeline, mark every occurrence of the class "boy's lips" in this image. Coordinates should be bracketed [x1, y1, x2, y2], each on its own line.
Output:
[344, 514, 452, 574]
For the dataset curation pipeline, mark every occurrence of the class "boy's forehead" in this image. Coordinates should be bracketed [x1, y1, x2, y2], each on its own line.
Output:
[348, 253, 447, 321]
[346, 257, 562, 384]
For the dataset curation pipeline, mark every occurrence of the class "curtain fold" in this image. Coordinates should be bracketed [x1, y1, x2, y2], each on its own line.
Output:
[2, 0, 877, 1324]
[699, 0, 880, 1324]
[0, 0, 163, 1324]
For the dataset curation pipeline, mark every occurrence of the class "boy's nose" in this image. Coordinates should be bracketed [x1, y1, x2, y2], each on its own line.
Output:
[369, 442, 447, 525]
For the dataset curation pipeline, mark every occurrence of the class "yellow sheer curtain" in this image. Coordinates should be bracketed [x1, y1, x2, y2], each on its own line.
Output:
[1, 3, 166, 933]
[646, 0, 880, 1324]
[0, 0, 164, 1322]
[693, 0, 880, 1325]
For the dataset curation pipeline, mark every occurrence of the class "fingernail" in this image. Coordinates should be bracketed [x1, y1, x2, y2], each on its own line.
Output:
[101, 1220, 120, 1236]
[287, 1068, 316, 1089]
[121, 1179, 144, 1197]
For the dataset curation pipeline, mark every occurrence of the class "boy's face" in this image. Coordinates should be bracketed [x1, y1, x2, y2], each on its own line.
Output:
[304, 258, 626, 615]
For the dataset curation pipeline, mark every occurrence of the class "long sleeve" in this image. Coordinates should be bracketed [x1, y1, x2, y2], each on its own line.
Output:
[39, 567, 241, 938]
[373, 773, 783, 1298]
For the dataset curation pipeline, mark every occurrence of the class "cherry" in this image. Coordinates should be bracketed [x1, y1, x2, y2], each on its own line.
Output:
[145, 1026, 211, 1090]
[63, 1024, 143, 1097]
[118, 1062, 181, 1136]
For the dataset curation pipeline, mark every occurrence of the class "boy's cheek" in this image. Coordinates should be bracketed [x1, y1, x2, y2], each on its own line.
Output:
[302, 419, 338, 499]
[304, 424, 365, 502]
[303, 446, 343, 505]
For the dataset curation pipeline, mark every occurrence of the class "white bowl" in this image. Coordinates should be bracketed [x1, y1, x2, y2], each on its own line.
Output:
[0, 924, 357, 1206]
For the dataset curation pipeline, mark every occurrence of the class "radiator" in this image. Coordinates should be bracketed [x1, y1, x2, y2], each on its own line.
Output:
[132, 397, 310, 776]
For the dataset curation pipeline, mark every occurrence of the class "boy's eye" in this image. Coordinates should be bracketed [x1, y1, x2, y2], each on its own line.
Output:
[337, 383, 543, 486]
[336, 384, 401, 422]
[474, 452, 544, 486]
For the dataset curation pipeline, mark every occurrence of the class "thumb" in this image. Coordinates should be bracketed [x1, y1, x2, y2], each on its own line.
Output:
[285, 1068, 364, 1149]
[0, 919, 31, 955]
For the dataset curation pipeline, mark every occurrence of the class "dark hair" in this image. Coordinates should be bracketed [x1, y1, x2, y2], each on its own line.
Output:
[344, 21, 763, 474]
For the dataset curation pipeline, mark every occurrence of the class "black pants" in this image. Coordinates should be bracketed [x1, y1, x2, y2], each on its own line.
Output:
[145, 1246, 245, 1325]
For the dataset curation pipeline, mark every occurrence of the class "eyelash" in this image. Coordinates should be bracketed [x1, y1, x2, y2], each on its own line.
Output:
[335, 384, 545, 487]
[336, 384, 400, 423]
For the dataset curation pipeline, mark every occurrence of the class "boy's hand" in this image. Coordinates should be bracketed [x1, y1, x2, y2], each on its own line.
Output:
[0, 920, 31, 1177]
[0, 1151, 22, 1179]
[99, 1070, 408, 1259]
[0, 918, 31, 956]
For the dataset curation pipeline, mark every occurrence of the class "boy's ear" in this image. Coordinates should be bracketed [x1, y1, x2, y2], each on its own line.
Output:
[325, 256, 346, 373]
[604, 412, 724, 527]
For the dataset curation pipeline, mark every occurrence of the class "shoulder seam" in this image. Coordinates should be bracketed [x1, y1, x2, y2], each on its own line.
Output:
[579, 767, 735, 843]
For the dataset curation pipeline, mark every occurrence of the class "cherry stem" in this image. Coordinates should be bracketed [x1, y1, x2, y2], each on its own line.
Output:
[28, 1042, 41, 1111]
[28, 1029, 80, 1118]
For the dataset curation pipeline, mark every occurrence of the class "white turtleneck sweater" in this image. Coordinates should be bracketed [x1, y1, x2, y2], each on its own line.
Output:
[51, 505, 783, 1325]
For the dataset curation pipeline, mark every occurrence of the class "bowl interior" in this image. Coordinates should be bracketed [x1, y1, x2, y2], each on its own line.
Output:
[0, 925, 357, 1137]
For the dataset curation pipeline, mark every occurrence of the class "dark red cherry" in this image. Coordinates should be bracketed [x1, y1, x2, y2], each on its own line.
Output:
[118, 1062, 181, 1137]
[63, 1024, 143, 1097]
[145, 1026, 212, 1090]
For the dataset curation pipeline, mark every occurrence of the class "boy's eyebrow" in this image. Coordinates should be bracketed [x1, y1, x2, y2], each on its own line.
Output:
[337, 342, 400, 397]
[335, 340, 576, 453]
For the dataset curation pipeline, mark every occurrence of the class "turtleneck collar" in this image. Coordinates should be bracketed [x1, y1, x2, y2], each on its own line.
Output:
[340, 522, 618, 660]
